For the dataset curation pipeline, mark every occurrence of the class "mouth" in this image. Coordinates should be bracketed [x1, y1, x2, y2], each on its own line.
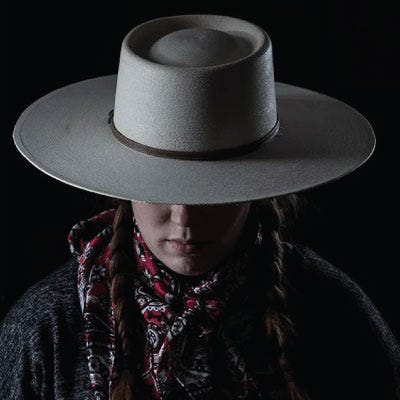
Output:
[166, 239, 209, 254]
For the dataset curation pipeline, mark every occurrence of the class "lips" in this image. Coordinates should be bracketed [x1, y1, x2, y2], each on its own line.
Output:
[167, 239, 208, 254]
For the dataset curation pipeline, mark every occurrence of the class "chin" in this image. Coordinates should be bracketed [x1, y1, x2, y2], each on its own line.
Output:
[167, 258, 214, 276]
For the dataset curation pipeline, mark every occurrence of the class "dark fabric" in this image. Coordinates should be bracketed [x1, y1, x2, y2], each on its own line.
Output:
[1, 244, 399, 400]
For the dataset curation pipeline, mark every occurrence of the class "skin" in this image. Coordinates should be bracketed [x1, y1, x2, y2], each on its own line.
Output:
[131, 201, 251, 276]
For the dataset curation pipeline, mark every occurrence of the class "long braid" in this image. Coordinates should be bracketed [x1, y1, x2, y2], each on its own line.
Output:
[109, 200, 138, 400]
[255, 196, 309, 400]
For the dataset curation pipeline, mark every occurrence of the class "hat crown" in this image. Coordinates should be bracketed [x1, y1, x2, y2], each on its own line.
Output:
[147, 27, 252, 67]
[113, 15, 278, 155]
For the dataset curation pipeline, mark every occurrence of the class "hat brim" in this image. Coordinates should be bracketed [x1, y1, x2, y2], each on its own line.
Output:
[13, 75, 375, 204]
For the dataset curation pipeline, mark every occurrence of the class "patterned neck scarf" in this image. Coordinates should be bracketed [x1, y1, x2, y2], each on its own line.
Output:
[68, 208, 273, 400]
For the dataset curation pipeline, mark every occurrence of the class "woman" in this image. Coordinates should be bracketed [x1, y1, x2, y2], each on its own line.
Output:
[2, 14, 399, 400]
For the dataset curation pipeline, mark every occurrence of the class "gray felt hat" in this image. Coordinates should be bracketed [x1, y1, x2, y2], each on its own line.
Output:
[12, 14, 375, 205]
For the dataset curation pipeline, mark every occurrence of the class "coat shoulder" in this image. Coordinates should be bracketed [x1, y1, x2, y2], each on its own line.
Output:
[283, 242, 400, 400]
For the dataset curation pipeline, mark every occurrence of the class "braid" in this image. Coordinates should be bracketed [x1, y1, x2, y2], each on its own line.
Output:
[255, 196, 309, 400]
[109, 200, 138, 400]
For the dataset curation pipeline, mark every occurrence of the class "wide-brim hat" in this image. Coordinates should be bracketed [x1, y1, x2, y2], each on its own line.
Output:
[13, 14, 375, 205]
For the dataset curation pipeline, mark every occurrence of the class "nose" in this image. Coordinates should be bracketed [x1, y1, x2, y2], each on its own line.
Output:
[170, 204, 203, 227]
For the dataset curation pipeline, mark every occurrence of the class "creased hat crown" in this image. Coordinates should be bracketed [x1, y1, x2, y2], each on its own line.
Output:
[147, 27, 252, 67]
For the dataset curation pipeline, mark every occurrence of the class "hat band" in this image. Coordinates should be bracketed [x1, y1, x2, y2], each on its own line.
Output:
[108, 110, 280, 160]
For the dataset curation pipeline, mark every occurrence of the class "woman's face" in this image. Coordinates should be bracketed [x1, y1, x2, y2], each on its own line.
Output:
[131, 201, 251, 276]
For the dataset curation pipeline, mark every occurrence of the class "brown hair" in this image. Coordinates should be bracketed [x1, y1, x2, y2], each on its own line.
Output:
[253, 196, 309, 400]
[109, 196, 309, 400]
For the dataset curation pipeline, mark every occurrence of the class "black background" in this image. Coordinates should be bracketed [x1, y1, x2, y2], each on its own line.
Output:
[5, 2, 399, 339]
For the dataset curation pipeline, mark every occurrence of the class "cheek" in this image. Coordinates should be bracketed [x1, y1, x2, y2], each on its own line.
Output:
[134, 217, 165, 253]
[131, 207, 163, 242]
[132, 204, 167, 225]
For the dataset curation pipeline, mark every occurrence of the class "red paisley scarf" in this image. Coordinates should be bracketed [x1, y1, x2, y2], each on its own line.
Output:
[68, 208, 273, 400]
